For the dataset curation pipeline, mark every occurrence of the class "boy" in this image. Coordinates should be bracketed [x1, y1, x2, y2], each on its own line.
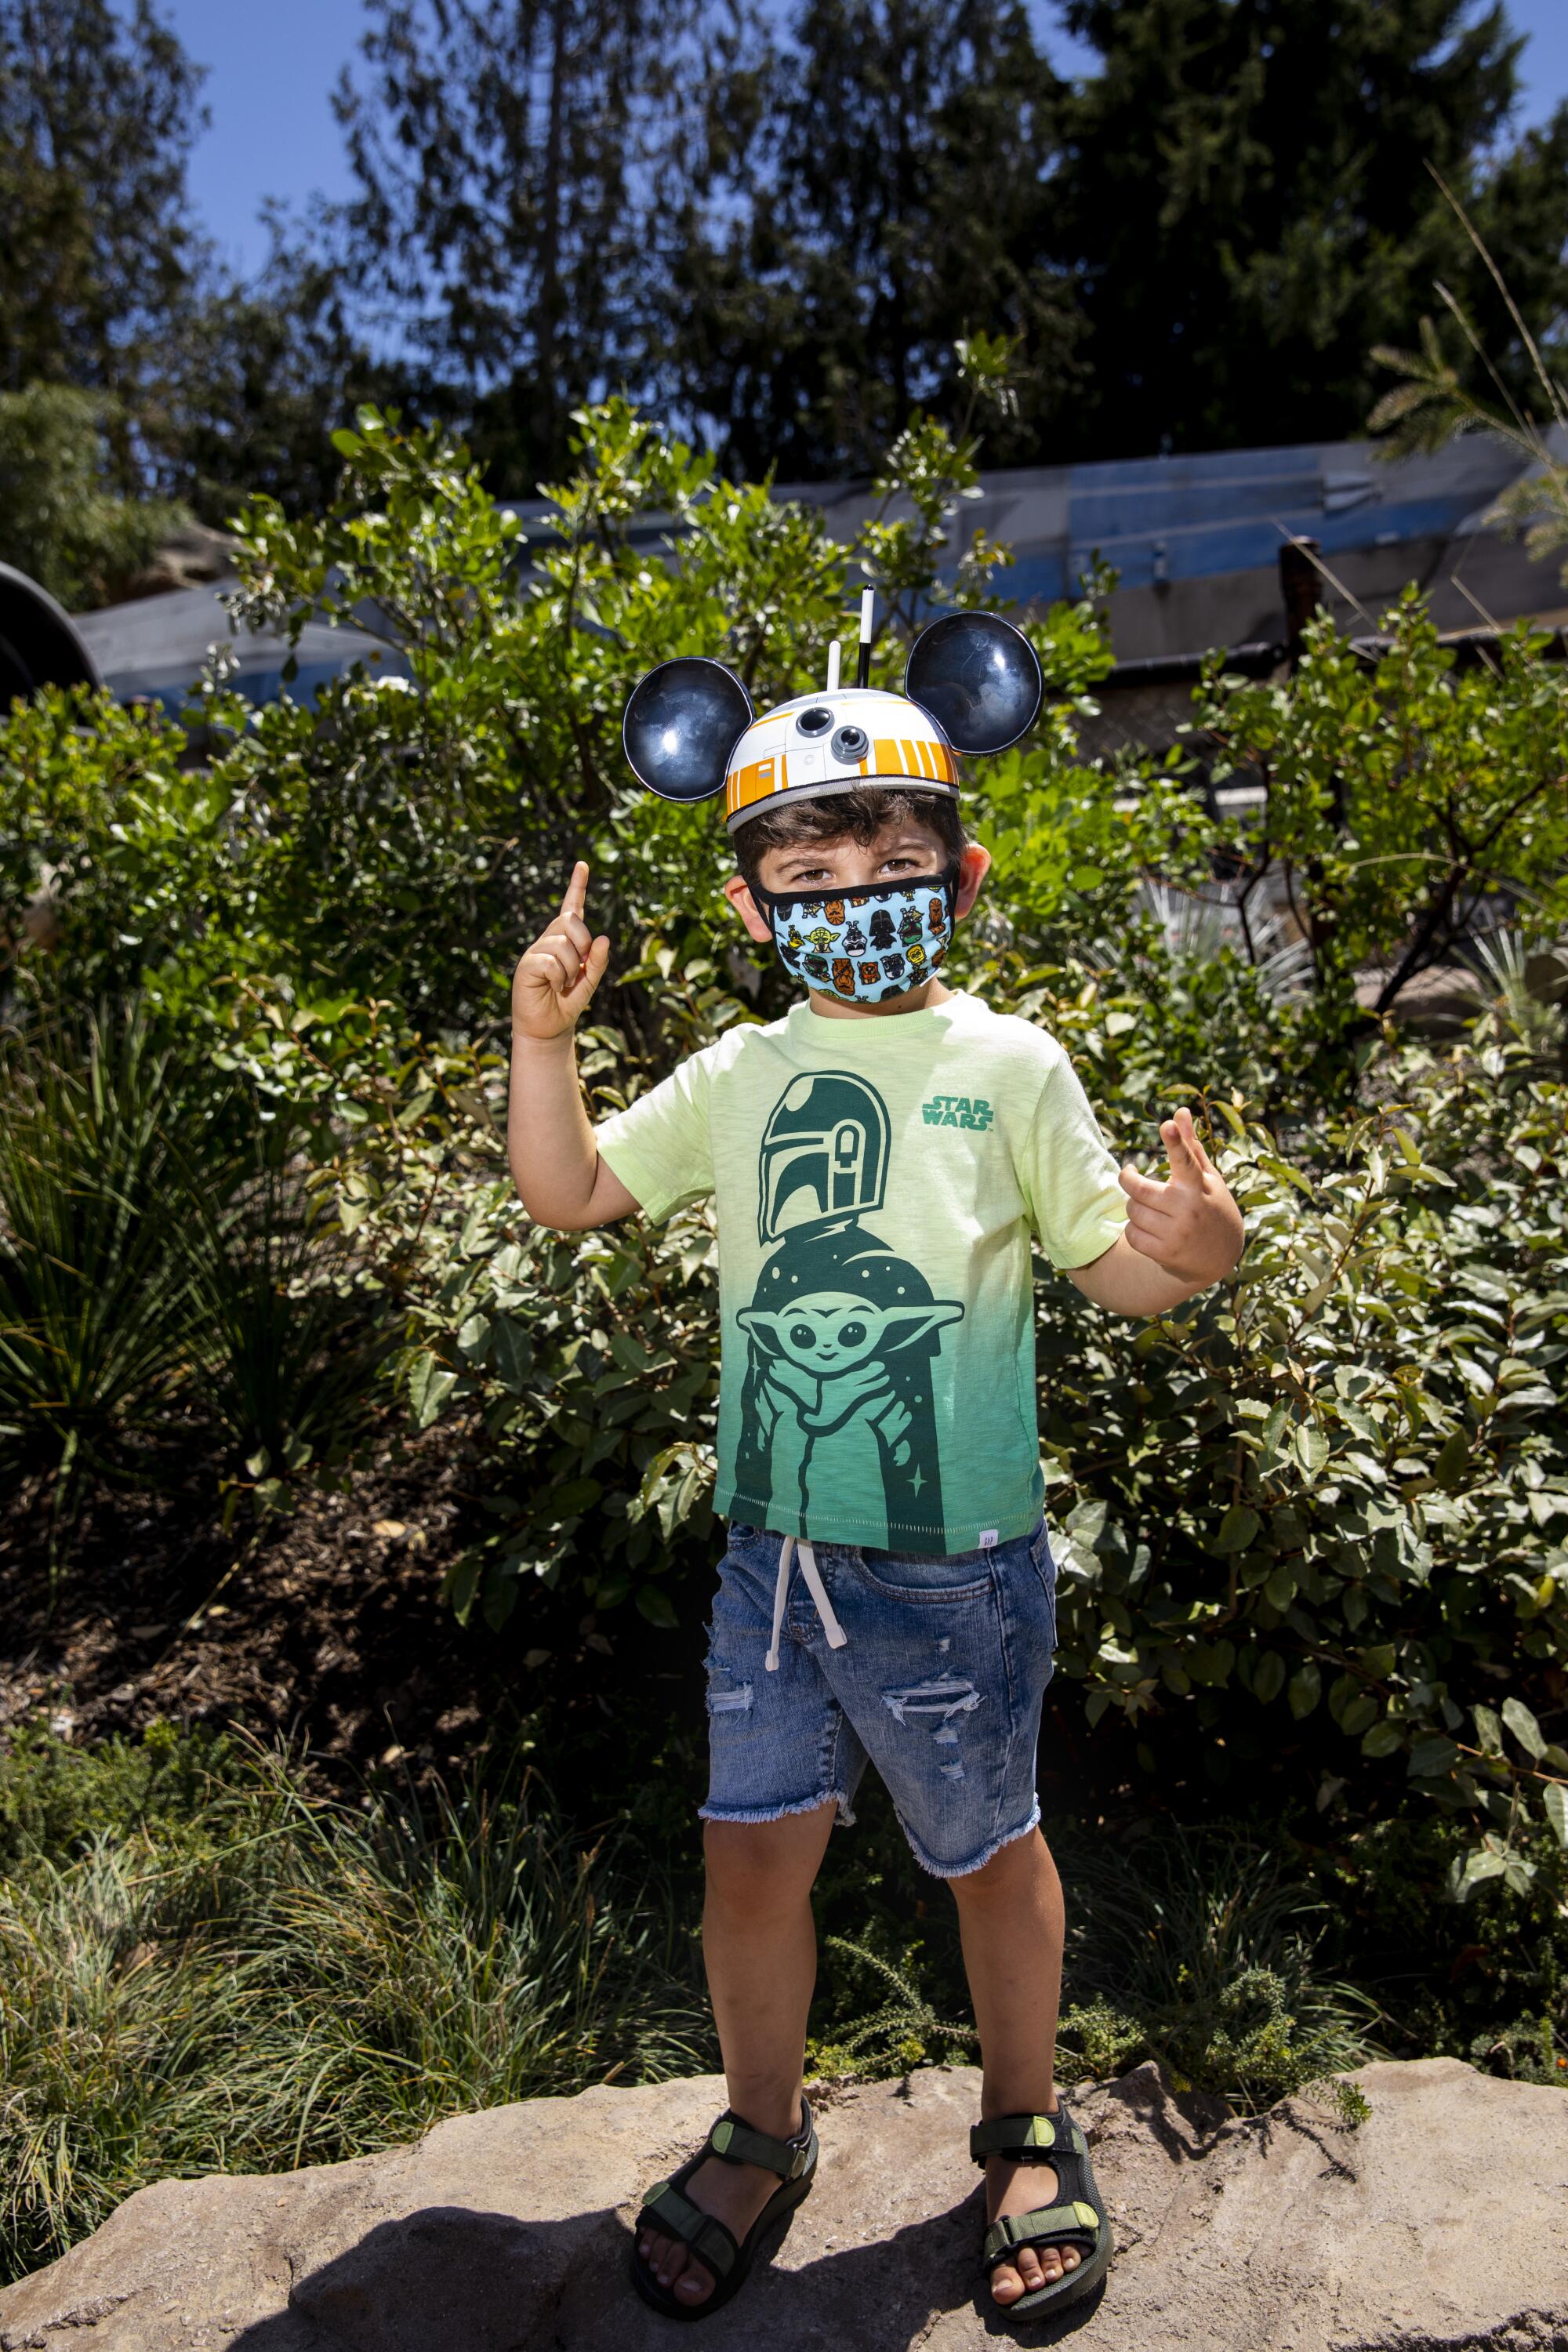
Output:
[509, 783, 1243, 2322]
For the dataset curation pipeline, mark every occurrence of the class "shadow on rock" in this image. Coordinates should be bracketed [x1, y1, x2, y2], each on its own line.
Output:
[226, 2187, 1011, 2352]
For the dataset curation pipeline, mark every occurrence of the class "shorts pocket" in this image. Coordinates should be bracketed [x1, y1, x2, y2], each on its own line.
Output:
[854, 1549, 994, 1604]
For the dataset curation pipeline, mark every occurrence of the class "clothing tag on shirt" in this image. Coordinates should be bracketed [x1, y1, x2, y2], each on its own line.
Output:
[978, 1530, 999, 1548]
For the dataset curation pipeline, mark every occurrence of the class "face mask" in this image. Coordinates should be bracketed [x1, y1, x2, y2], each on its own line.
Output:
[750, 866, 960, 1004]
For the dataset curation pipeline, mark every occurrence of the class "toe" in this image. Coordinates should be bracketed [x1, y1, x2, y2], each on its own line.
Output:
[990, 2259, 1025, 2306]
[1062, 2245, 1082, 2271]
[673, 2259, 714, 2306]
[1017, 2246, 1048, 2292]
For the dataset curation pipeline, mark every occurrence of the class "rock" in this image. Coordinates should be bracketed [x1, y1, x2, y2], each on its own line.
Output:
[2, 2058, 1566, 2350]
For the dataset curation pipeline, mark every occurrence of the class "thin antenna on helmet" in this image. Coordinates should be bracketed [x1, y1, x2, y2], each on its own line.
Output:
[826, 639, 842, 692]
[855, 588, 874, 688]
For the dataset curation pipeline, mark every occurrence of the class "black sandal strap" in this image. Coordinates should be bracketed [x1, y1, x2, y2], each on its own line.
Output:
[970, 2107, 1085, 2166]
[637, 2179, 739, 2279]
[708, 2107, 815, 2181]
[982, 2201, 1102, 2274]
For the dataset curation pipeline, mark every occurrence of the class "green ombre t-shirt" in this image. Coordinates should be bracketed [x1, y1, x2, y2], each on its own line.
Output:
[594, 992, 1127, 1557]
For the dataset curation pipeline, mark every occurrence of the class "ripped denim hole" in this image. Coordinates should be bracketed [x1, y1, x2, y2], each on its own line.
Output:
[881, 1674, 982, 1728]
[939, 1761, 965, 1780]
[707, 1668, 754, 1717]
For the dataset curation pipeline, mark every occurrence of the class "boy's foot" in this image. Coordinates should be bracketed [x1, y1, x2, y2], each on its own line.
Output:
[985, 2151, 1083, 2306]
[635, 2127, 802, 2310]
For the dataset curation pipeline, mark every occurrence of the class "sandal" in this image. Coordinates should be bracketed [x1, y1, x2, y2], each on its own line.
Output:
[630, 2099, 818, 2321]
[972, 2099, 1112, 2321]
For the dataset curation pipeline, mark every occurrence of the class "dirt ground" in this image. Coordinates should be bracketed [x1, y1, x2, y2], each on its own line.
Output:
[0, 1432, 662, 1783]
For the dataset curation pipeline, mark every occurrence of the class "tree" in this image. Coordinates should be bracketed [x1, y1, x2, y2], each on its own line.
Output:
[164, 209, 394, 526]
[664, 0, 1083, 478]
[328, 0, 705, 491]
[0, 0, 206, 430]
[1049, 0, 1526, 458]
[0, 383, 188, 608]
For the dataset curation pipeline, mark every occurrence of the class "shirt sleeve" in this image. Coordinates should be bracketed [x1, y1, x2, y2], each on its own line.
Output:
[593, 1047, 717, 1222]
[1018, 1046, 1129, 1269]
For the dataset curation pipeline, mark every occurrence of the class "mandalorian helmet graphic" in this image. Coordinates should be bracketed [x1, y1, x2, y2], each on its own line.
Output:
[757, 1070, 890, 1245]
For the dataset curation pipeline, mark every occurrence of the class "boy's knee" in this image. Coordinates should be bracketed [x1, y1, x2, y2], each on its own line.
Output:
[703, 1805, 833, 1903]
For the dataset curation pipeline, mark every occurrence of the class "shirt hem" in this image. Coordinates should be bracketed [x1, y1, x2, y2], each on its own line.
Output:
[716, 1482, 1044, 1560]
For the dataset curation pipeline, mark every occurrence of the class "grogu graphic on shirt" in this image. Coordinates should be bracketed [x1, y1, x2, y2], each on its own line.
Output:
[732, 1070, 964, 1549]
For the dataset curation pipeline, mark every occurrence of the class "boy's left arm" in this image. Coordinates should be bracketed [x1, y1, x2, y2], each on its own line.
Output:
[1068, 1105, 1243, 1316]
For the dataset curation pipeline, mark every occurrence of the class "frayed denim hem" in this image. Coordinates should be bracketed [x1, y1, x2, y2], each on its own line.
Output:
[901, 1798, 1041, 1882]
[699, 1788, 856, 1829]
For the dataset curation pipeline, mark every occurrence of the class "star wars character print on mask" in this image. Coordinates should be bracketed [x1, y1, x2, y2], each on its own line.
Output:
[751, 867, 959, 1003]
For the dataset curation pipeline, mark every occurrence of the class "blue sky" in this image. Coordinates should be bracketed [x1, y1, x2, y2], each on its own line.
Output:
[149, 0, 1568, 285]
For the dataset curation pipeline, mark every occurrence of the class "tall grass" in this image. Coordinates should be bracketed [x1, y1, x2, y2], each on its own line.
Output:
[0, 1007, 393, 1561]
[0, 1733, 712, 2281]
[1055, 1824, 1379, 2109]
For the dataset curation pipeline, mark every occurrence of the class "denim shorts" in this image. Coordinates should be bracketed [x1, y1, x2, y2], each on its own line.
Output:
[700, 1519, 1058, 1878]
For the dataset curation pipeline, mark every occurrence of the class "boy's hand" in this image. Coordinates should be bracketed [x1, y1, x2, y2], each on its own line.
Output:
[513, 861, 611, 1044]
[1119, 1106, 1244, 1287]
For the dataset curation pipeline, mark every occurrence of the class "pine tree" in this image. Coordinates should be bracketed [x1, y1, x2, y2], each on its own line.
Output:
[0, 0, 206, 418]
[665, 0, 1082, 477]
[330, 0, 704, 489]
[1051, 0, 1526, 456]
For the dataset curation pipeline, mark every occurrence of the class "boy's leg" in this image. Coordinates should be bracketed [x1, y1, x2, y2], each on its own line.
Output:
[637, 1801, 836, 2309]
[950, 1826, 1080, 2308]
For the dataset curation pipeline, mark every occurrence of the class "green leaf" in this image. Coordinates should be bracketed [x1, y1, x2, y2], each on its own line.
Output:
[1434, 1431, 1470, 1492]
[636, 1584, 679, 1628]
[1252, 1650, 1286, 1704]
[1501, 1696, 1546, 1759]
[1294, 1425, 1330, 1478]
[1212, 1504, 1261, 1555]
[1472, 1704, 1503, 1757]
[1544, 1783, 1568, 1848]
[408, 1350, 458, 1429]
[489, 1316, 534, 1389]
[549, 1477, 604, 1519]
[1288, 1661, 1321, 1719]
[1407, 1734, 1461, 1779]
[443, 1552, 481, 1627]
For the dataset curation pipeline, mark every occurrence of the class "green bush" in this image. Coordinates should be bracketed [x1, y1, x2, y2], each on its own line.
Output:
[2, 394, 1566, 1899]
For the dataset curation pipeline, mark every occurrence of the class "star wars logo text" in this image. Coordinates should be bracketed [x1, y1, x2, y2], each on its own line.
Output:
[920, 1095, 994, 1132]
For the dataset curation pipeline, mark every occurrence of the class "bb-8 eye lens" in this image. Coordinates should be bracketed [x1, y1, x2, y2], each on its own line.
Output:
[797, 706, 833, 736]
[831, 724, 868, 761]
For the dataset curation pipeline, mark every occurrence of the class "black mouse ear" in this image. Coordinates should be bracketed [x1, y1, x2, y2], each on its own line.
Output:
[904, 612, 1043, 755]
[622, 658, 753, 803]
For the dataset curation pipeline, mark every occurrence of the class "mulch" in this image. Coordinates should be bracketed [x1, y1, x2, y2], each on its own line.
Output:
[0, 1429, 643, 1784]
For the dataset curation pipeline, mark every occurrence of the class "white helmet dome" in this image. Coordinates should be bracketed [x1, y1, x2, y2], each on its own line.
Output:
[622, 604, 1042, 834]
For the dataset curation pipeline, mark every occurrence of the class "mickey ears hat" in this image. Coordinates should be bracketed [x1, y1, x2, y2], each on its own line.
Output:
[622, 607, 1042, 828]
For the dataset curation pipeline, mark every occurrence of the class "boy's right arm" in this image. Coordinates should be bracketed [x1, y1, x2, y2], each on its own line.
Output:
[508, 861, 641, 1230]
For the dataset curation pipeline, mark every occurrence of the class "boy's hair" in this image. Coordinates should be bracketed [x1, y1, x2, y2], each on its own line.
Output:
[731, 787, 967, 891]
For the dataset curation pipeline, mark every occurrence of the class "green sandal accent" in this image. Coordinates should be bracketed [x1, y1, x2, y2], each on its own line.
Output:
[972, 2099, 1112, 2321]
[630, 2099, 818, 2322]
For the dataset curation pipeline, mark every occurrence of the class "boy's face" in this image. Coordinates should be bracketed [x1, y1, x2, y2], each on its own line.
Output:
[722, 816, 991, 956]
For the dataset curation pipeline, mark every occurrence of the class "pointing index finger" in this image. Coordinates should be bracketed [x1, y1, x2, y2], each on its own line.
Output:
[561, 860, 590, 920]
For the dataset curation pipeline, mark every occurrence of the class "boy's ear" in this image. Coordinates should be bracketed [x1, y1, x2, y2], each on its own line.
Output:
[623, 659, 753, 801]
[724, 873, 774, 944]
[906, 612, 1042, 755]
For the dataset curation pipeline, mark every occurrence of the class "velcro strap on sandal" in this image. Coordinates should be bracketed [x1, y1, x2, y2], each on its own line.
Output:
[982, 2201, 1102, 2274]
[637, 2180, 739, 2279]
[709, 2112, 813, 2180]
[969, 2110, 1083, 2166]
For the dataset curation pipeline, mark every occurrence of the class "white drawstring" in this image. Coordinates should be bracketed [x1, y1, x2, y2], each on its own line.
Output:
[765, 1535, 848, 1671]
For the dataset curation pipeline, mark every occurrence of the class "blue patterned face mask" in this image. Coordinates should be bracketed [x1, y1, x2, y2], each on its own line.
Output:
[750, 866, 960, 1004]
